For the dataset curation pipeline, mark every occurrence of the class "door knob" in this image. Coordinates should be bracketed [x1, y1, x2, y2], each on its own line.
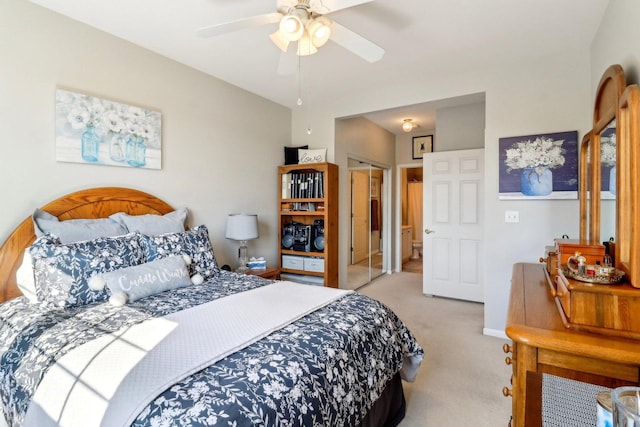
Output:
[424, 229, 435, 235]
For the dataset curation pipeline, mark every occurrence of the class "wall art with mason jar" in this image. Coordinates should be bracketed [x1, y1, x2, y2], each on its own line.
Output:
[55, 88, 161, 169]
[498, 130, 578, 200]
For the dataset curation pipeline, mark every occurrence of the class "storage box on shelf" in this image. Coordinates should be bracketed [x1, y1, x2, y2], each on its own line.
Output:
[278, 162, 338, 288]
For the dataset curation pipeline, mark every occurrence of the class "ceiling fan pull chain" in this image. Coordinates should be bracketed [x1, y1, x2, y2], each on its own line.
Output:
[297, 54, 303, 106]
[306, 71, 312, 135]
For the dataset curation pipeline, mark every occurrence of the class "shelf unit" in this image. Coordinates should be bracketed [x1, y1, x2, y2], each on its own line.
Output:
[278, 162, 338, 288]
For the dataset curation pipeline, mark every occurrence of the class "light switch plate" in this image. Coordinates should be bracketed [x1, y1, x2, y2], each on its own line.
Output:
[505, 211, 519, 223]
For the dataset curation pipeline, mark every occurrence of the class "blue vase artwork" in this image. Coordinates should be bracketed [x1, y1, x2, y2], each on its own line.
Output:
[504, 136, 567, 198]
[520, 167, 553, 196]
[126, 135, 146, 167]
[81, 125, 100, 162]
[609, 166, 616, 195]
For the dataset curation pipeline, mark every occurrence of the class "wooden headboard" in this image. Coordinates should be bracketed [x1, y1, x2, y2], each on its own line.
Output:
[0, 187, 175, 303]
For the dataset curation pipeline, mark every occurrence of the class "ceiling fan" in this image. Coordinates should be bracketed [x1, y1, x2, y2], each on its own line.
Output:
[196, 0, 384, 63]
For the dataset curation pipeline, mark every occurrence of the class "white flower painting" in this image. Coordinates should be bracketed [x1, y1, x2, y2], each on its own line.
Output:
[499, 131, 578, 200]
[55, 89, 162, 169]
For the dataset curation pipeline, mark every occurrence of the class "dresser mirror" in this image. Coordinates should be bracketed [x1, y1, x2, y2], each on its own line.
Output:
[599, 119, 616, 244]
[617, 84, 640, 286]
[581, 64, 625, 246]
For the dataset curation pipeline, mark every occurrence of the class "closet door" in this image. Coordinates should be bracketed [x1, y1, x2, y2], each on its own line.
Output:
[347, 160, 386, 289]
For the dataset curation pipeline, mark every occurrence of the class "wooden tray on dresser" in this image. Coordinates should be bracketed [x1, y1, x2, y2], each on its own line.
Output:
[551, 268, 640, 340]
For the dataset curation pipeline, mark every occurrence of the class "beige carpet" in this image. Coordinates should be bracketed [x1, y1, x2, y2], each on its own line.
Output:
[356, 272, 512, 426]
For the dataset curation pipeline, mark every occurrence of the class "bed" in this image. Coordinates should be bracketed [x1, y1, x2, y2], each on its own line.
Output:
[0, 187, 423, 427]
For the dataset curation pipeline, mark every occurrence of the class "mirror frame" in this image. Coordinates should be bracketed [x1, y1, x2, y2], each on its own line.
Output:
[582, 64, 626, 245]
[618, 84, 640, 285]
[579, 132, 592, 241]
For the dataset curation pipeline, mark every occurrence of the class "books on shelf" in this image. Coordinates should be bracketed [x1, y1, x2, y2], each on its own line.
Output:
[281, 171, 324, 199]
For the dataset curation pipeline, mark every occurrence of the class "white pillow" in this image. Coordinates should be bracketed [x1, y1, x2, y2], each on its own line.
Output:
[109, 208, 188, 235]
[32, 208, 128, 244]
[16, 250, 38, 303]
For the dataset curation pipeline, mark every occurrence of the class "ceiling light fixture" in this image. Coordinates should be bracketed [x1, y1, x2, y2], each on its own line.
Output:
[297, 32, 318, 56]
[271, 7, 332, 56]
[402, 119, 417, 133]
[306, 17, 331, 48]
[279, 9, 306, 41]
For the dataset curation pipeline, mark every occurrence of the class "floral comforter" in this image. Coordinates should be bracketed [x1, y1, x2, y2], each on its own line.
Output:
[0, 272, 423, 427]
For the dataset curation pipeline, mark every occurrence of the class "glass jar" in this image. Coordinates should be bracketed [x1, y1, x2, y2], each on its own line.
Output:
[81, 125, 100, 162]
[126, 135, 146, 167]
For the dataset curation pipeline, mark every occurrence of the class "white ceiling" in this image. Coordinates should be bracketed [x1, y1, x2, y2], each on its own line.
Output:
[28, 0, 610, 135]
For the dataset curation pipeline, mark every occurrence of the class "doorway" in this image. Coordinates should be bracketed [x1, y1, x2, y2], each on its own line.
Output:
[347, 158, 387, 289]
[401, 166, 423, 273]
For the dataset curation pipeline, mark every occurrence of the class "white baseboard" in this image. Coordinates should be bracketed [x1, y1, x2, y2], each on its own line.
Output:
[483, 328, 508, 340]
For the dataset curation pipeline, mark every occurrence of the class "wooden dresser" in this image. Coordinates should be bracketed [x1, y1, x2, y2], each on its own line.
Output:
[504, 263, 640, 427]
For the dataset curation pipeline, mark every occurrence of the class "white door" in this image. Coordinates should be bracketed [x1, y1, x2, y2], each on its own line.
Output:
[423, 149, 484, 302]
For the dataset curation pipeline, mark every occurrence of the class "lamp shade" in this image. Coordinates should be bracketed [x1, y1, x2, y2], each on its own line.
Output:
[269, 30, 290, 52]
[307, 17, 331, 48]
[279, 13, 304, 41]
[297, 32, 318, 56]
[225, 214, 259, 241]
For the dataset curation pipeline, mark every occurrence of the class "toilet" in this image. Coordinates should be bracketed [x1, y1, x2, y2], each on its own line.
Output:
[411, 240, 422, 259]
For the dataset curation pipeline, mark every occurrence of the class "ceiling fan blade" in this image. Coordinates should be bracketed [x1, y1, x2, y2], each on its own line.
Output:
[277, 50, 298, 76]
[329, 21, 384, 63]
[313, 0, 374, 14]
[195, 12, 283, 38]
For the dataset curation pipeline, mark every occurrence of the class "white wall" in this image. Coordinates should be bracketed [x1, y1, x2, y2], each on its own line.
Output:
[0, 0, 290, 268]
[591, 0, 640, 91]
[292, 48, 591, 336]
[436, 103, 486, 151]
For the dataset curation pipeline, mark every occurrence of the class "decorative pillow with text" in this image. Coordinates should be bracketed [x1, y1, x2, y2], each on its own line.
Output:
[90, 255, 197, 305]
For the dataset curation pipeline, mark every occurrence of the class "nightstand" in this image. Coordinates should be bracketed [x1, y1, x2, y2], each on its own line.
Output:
[245, 267, 280, 280]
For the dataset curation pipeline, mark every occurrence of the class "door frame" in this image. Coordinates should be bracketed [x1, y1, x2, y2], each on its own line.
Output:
[395, 163, 423, 272]
[347, 156, 392, 277]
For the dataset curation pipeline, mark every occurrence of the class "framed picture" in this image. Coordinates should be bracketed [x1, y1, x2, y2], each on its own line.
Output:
[370, 176, 380, 199]
[498, 130, 578, 200]
[55, 88, 162, 169]
[412, 135, 433, 159]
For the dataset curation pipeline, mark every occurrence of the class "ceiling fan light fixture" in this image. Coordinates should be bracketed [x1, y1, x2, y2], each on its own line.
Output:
[269, 30, 290, 52]
[279, 9, 306, 41]
[296, 32, 318, 56]
[307, 17, 331, 48]
[402, 119, 416, 132]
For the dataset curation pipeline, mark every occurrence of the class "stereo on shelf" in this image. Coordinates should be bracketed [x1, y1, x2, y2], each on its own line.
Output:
[281, 223, 296, 249]
[282, 222, 312, 252]
[312, 219, 324, 252]
[293, 224, 312, 252]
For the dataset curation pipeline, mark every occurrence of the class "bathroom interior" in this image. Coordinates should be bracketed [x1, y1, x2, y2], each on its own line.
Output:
[401, 166, 423, 274]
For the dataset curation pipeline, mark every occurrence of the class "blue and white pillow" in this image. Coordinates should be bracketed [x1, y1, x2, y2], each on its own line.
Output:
[29, 233, 145, 308]
[89, 255, 201, 305]
[140, 225, 220, 281]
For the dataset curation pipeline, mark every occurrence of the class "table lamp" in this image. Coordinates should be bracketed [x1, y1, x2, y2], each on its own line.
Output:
[225, 213, 259, 273]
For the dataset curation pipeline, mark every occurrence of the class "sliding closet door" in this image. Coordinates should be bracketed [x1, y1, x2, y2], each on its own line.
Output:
[369, 165, 384, 281]
[347, 159, 386, 289]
